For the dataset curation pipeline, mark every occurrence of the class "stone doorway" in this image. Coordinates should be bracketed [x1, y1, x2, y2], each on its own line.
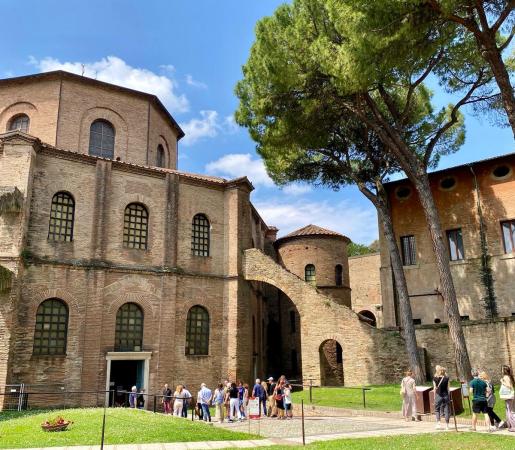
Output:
[319, 339, 344, 386]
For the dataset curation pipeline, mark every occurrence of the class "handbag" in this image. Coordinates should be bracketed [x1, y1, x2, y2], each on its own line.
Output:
[499, 384, 515, 400]
[274, 393, 283, 401]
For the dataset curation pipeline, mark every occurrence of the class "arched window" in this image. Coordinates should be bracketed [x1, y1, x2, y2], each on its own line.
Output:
[156, 144, 165, 168]
[305, 264, 316, 285]
[335, 264, 343, 286]
[48, 192, 75, 242]
[123, 203, 149, 250]
[8, 114, 30, 133]
[115, 303, 144, 351]
[33, 298, 68, 355]
[192, 214, 210, 256]
[185, 305, 210, 355]
[89, 119, 115, 158]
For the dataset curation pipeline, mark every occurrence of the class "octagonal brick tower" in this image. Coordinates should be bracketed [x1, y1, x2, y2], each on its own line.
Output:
[274, 224, 351, 307]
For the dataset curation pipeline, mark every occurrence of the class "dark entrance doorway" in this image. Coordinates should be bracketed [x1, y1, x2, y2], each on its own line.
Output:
[109, 360, 143, 406]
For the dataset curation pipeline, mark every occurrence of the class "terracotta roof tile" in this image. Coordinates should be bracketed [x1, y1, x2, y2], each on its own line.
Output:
[276, 224, 350, 244]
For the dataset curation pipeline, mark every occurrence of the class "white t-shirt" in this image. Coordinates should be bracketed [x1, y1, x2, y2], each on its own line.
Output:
[283, 387, 292, 404]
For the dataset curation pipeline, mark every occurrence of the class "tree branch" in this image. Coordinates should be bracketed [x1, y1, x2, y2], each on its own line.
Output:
[492, 2, 514, 33]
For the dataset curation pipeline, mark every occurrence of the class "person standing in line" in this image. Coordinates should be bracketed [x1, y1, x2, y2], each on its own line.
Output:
[228, 382, 241, 422]
[173, 385, 184, 417]
[433, 366, 450, 430]
[481, 371, 503, 430]
[129, 386, 137, 408]
[252, 378, 265, 417]
[400, 370, 417, 422]
[182, 385, 192, 418]
[267, 377, 277, 417]
[469, 368, 490, 431]
[237, 381, 246, 420]
[224, 381, 231, 420]
[196, 387, 203, 420]
[162, 383, 172, 415]
[137, 388, 145, 409]
[274, 380, 285, 419]
[283, 383, 293, 419]
[500, 365, 515, 431]
[241, 383, 249, 420]
[260, 380, 269, 416]
[213, 383, 225, 423]
[199, 383, 213, 422]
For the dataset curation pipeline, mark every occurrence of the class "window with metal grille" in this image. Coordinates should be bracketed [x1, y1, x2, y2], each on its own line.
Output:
[123, 203, 148, 250]
[185, 305, 210, 355]
[115, 303, 144, 351]
[191, 214, 210, 256]
[89, 119, 115, 158]
[8, 114, 30, 133]
[335, 264, 343, 286]
[48, 192, 75, 242]
[156, 144, 165, 168]
[501, 220, 515, 253]
[33, 298, 68, 356]
[400, 235, 416, 266]
[447, 228, 465, 261]
[305, 264, 316, 285]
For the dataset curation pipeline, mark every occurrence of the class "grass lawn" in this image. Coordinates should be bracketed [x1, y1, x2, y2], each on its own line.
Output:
[263, 433, 515, 449]
[0, 408, 257, 449]
[291, 384, 506, 419]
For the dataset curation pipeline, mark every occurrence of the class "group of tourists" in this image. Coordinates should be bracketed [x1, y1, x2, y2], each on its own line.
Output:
[160, 375, 294, 423]
[401, 364, 515, 432]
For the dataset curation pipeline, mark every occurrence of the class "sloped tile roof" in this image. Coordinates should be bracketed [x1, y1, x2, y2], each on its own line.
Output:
[275, 224, 350, 245]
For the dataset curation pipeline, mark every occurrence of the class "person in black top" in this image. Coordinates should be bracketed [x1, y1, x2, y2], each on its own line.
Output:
[267, 377, 277, 417]
[228, 382, 241, 422]
[162, 384, 172, 415]
[433, 365, 450, 430]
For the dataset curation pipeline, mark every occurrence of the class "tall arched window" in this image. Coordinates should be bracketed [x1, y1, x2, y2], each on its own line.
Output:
[305, 264, 316, 285]
[156, 144, 165, 168]
[48, 192, 75, 242]
[89, 119, 115, 158]
[123, 203, 149, 250]
[192, 214, 210, 256]
[115, 303, 144, 351]
[335, 264, 343, 286]
[33, 298, 68, 355]
[8, 114, 30, 133]
[185, 305, 210, 355]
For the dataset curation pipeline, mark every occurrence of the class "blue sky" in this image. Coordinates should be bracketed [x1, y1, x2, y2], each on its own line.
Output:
[2, 0, 513, 243]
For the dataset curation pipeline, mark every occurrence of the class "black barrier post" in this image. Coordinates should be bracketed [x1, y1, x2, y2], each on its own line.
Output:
[309, 380, 312, 404]
[100, 394, 107, 450]
[301, 399, 305, 446]
[450, 398, 458, 432]
[191, 403, 194, 421]
[153, 395, 157, 413]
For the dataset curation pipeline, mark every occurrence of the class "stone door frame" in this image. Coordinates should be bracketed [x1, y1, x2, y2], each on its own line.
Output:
[105, 351, 151, 405]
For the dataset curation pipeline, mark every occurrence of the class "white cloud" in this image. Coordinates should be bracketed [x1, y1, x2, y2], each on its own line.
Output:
[206, 153, 274, 186]
[29, 56, 189, 113]
[254, 198, 378, 244]
[180, 111, 239, 146]
[282, 184, 312, 196]
[185, 74, 207, 89]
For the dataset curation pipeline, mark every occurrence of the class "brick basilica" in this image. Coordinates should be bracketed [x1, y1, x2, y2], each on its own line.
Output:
[0, 71, 513, 408]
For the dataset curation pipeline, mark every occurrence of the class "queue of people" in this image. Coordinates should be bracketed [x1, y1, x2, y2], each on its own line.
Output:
[159, 375, 294, 423]
[400, 364, 515, 432]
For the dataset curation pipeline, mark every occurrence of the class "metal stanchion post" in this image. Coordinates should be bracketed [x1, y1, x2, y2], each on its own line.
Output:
[153, 395, 157, 413]
[450, 398, 458, 432]
[100, 398, 107, 450]
[301, 399, 305, 446]
[309, 380, 312, 404]
[362, 388, 366, 409]
[191, 404, 194, 421]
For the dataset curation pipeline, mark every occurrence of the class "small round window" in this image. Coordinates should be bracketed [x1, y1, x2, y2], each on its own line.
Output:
[492, 165, 512, 180]
[395, 186, 412, 200]
[439, 176, 457, 191]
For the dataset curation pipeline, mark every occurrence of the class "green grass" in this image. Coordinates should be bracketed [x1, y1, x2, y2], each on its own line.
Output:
[0, 408, 257, 449]
[262, 433, 515, 449]
[292, 384, 506, 419]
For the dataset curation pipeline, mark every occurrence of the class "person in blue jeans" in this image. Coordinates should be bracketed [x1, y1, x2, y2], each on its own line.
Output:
[238, 381, 246, 419]
[198, 383, 212, 422]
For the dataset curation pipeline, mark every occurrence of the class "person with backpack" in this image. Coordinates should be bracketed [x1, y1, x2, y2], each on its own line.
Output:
[433, 366, 450, 430]
[481, 371, 503, 430]
[213, 383, 226, 423]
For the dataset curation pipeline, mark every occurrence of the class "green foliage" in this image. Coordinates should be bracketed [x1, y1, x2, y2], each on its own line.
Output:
[0, 408, 256, 448]
[347, 242, 377, 257]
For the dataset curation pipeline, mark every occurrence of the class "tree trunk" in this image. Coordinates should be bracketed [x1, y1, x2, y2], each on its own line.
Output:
[358, 183, 425, 383]
[476, 30, 515, 138]
[412, 173, 472, 381]
[377, 202, 425, 383]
